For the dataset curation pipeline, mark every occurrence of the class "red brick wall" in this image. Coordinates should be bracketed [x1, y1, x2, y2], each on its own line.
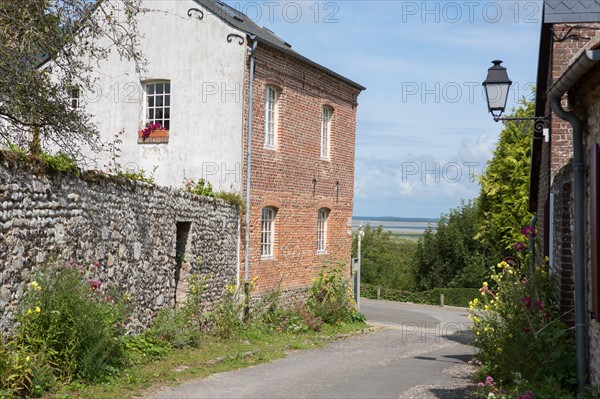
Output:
[537, 25, 600, 327]
[241, 45, 362, 295]
[570, 60, 600, 386]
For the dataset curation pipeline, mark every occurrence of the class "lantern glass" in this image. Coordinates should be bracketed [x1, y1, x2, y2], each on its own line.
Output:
[485, 82, 511, 114]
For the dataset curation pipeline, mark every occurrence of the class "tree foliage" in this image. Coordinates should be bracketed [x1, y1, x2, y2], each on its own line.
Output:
[0, 0, 145, 157]
[351, 225, 417, 291]
[412, 200, 491, 290]
[476, 99, 535, 257]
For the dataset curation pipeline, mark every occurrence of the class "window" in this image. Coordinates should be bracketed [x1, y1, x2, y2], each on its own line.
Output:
[317, 208, 329, 253]
[145, 81, 171, 130]
[261, 207, 276, 258]
[264, 86, 279, 148]
[68, 87, 80, 109]
[321, 106, 332, 159]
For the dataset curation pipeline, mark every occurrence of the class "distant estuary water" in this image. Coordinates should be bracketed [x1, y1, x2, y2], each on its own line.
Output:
[352, 217, 438, 236]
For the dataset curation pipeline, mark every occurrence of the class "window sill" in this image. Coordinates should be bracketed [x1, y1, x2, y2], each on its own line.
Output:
[320, 156, 330, 161]
[317, 250, 327, 255]
[264, 145, 277, 151]
[138, 130, 169, 144]
[261, 255, 274, 261]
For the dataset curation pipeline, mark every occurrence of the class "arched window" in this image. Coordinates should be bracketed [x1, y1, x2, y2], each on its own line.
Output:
[264, 86, 280, 149]
[261, 207, 277, 258]
[317, 208, 329, 253]
[320, 106, 333, 159]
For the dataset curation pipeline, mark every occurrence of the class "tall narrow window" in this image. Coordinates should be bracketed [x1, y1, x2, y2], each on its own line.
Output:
[321, 106, 332, 159]
[264, 86, 279, 148]
[146, 81, 171, 130]
[68, 87, 80, 109]
[317, 208, 329, 253]
[261, 207, 276, 258]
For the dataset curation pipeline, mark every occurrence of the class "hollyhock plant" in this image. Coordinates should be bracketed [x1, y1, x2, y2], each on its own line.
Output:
[513, 241, 526, 252]
[522, 226, 536, 238]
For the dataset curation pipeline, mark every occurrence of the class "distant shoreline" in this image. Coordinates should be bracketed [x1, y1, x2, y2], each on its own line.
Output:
[352, 216, 439, 223]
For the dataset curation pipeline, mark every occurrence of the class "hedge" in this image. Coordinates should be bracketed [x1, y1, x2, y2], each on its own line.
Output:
[361, 284, 479, 308]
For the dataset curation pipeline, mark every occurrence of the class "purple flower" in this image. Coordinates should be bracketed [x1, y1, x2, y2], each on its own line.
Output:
[513, 241, 526, 252]
[536, 300, 544, 311]
[522, 297, 532, 308]
[518, 391, 535, 399]
[522, 226, 536, 238]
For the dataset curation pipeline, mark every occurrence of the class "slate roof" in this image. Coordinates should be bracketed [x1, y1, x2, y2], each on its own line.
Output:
[194, 0, 365, 91]
[545, 0, 600, 23]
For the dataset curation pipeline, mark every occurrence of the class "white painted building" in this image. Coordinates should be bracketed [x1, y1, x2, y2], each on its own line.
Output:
[80, 0, 249, 192]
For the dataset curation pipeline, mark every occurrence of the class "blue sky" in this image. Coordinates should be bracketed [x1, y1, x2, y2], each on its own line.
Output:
[225, 1, 542, 218]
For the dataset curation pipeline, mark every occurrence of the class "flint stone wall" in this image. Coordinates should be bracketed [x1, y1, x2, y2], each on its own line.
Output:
[0, 153, 239, 333]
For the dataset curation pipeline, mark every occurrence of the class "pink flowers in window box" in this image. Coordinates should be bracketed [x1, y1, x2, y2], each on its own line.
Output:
[139, 123, 167, 139]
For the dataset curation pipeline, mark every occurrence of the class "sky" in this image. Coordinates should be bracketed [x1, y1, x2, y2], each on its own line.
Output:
[225, 0, 542, 218]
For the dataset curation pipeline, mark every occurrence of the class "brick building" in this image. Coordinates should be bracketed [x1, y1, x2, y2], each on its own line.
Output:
[74, 0, 364, 298]
[530, 0, 600, 387]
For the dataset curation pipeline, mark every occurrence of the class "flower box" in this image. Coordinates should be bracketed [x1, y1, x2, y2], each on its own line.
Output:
[138, 129, 169, 144]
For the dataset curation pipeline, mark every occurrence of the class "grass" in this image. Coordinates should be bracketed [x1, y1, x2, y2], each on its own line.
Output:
[41, 323, 369, 399]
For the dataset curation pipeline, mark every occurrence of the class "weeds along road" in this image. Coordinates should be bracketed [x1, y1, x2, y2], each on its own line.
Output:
[153, 299, 475, 399]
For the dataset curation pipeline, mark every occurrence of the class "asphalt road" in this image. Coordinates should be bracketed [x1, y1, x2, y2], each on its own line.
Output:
[152, 299, 475, 399]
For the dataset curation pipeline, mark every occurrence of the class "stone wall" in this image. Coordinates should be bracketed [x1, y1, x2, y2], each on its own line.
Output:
[0, 152, 239, 333]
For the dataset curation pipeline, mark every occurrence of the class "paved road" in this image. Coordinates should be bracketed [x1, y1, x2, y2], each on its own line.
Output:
[153, 299, 475, 399]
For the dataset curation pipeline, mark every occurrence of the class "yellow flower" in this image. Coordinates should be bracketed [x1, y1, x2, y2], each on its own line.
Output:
[476, 331, 480, 335]
[35, 307, 41, 313]
[485, 305, 491, 311]
[25, 356, 31, 362]
[125, 292, 131, 301]
[26, 309, 32, 315]
[508, 334, 513, 338]
[473, 298, 479, 305]
[29, 281, 42, 291]
[483, 282, 488, 287]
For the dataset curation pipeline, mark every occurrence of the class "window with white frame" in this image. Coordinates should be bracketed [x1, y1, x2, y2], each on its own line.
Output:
[145, 81, 171, 130]
[317, 208, 329, 253]
[261, 207, 276, 258]
[68, 87, 80, 109]
[321, 106, 332, 159]
[264, 86, 279, 148]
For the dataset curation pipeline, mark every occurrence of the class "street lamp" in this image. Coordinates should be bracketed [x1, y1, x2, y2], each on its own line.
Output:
[483, 60, 546, 127]
[482, 60, 512, 120]
[356, 224, 365, 311]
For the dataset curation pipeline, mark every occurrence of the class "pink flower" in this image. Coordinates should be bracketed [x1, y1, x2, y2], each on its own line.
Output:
[513, 241, 526, 252]
[485, 376, 495, 386]
[523, 327, 531, 333]
[522, 297, 532, 308]
[518, 391, 535, 399]
[88, 279, 102, 290]
[477, 382, 484, 387]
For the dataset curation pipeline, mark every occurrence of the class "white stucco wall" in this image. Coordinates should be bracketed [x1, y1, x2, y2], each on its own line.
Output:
[80, 0, 246, 192]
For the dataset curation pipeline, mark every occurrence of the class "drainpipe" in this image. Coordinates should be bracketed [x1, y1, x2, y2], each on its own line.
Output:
[244, 35, 258, 316]
[528, 214, 537, 274]
[547, 48, 600, 392]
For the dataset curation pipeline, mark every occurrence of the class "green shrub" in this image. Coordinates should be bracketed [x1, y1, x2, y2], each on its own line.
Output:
[307, 261, 365, 325]
[40, 152, 78, 173]
[14, 263, 127, 383]
[146, 273, 206, 348]
[470, 228, 576, 395]
[361, 284, 478, 308]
